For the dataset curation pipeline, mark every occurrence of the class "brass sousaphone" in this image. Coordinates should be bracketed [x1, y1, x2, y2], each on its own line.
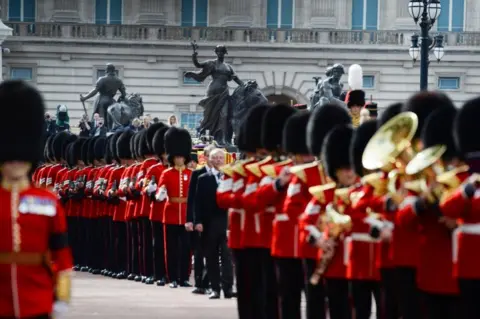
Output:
[362, 112, 419, 194]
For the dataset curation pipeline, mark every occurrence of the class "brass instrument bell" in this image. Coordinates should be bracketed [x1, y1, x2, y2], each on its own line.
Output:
[405, 145, 447, 176]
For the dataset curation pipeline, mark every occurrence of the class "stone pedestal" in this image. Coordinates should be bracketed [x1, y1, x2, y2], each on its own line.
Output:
[0, 19, 12, 81]
[136, 0, 166, 25]
[51, 0, 80, 22]
[220, 0, 253, 27]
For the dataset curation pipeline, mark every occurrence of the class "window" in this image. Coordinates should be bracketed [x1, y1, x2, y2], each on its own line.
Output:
[182, 71, 201, 85]
[181, 113, 203, 130]
[96, 68, 119, 80]
[363, 75, 375, 89]
[267, 0, 294, 29]
[10, 67, 33, 80]
[8, 0, 36, 22]
[438, 77, 460, 90]
[352, 0, 378, 30]
[95, 0, 123, 24]
[181, 0, 208, 27]
[437, 0, 465, 32]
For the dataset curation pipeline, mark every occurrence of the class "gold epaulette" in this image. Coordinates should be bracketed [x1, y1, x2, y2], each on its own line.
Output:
[361, 172, 387, 195]
[245, 162, 262, 178]
[232, 158, 255, 177]
[436, 165, 469, 189]
[335, 187, 351, 203]
[309, 182, 336, 204]
[290, 161, 319, 184]
[219, 164, 234, 178]
[404, 178, 427, 194]
[261, 164, 276, 178]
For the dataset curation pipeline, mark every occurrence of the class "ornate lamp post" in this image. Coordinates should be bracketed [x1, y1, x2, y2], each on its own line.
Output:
[408, 0, 445, 90]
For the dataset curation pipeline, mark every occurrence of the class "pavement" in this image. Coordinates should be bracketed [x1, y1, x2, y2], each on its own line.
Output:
[67, 272, 377, 319]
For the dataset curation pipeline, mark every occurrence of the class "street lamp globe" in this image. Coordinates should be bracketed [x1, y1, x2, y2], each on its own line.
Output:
[409, 46, 420, 62]
[427, 0, 442, 22]
[408, 0, 424, 23]
[433, 34, 445, 61]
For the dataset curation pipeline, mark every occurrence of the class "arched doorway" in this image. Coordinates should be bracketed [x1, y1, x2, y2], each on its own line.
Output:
[267, 94, 297, 106]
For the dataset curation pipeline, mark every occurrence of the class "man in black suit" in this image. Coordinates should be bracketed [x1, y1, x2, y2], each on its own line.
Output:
[186, 145, 216, 294]
[195, 149, 234, 299]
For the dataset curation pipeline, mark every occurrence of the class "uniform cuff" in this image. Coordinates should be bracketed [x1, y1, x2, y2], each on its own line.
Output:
[369, 227, 381, 239]
[413, 197, 427, 215]
[274, 179, 286, 192]
[463, 183, 475, 199]
[385, 196, 398, 213]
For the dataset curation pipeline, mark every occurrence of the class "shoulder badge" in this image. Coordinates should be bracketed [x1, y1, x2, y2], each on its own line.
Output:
[308, 182, 336, 204]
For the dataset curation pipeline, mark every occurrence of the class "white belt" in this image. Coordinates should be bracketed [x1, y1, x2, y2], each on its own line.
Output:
[230, 208, 246, 230]
[265, 206, 276, 213]
[119, 197, 127, 202]
[363, 216, 394, 230]
[275, 213, 289, 222]
[452, 223, 480, 262]
[344, 233, 379, 265]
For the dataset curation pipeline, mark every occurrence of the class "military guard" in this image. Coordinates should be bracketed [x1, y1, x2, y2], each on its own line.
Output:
[0, 80, 73, 319]
[344, 64, 365, 128]
[157, 127, 193, 288]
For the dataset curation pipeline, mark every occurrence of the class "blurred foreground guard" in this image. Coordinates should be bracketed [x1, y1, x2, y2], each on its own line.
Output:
[0, 80, 73, 319]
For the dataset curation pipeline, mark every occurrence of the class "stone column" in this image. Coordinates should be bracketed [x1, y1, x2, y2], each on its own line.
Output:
[0, 19, 12, 81]
[51, 0, 80, 22]
[310, 0, 337, 28]
[336, 0, 349, 29]
[220, 0, 253, 27]
[136, 0, 166, 24]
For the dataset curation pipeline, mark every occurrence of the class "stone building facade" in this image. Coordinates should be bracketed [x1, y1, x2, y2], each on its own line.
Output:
[1, 0, 479, 129]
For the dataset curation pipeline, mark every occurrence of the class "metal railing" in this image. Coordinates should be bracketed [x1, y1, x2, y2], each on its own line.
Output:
[5, 22, 480, 47]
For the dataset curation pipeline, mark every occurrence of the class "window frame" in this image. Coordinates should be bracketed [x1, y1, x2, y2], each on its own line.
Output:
[436, 0, 465, 32]
[92, 65, 124, 85]
[351, 0, 379, 30]
[362, 74, 376, 89]
[178, 68, 204, 87]
[95, 0, 123, 25]
[180, 112, 203, 131]
[7, 0, 36, 22]
[8, 64, 37, 82]
[266, 0, 295, 29]
[437, 76, 461, 91]
[181, 0, 210, 27]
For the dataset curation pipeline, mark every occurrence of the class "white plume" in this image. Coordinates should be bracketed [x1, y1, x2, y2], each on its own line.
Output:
[348, 64, 363, 90]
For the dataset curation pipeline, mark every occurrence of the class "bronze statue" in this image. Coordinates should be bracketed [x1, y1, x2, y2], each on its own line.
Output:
[185, 43, 266, 145]
[80, 63, 127, 130]
[106, 93, 144, 132]
[311, 64, 347, 111]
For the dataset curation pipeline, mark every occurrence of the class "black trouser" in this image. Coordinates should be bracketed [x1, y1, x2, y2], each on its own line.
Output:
[325, 278, 351, 319]
[107, 217, 115, 271]
[350, 280, 381, 319]
[303, 258, 326, 319]
[275, 257, 304, 319]
[91, 219, 103, 270]
[100, 217, 109, 270]
[130, 219, 140, 275]
[422, 291, 459, 319]
[152, 221, 166, 280]
[67, 216, 78, 265]
[243, 248, 267, 319]
[395, 267, 419, 319]
[192, 231, 209, 288]
[165, 224, 190, 282]
[260, 249, 278, 319]
[115, 221, 127, 273]
[458, 279, 480, 319]
[233, 249, 250, 319]
[140, 217, 153, 277]
[136, 219, 145, 276]
[380, 268, 399, 319]
[77, 217, 87, 266]
[203, 222, 233, 293]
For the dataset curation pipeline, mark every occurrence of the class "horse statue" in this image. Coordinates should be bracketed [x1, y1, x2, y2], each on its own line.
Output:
[230, 80, 268, 138]
[312, 64, 347, 111]
[106, 93, 144, 131]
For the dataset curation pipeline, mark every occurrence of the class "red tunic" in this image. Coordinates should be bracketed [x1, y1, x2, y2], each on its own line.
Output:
[108, 166, 126, 222]
[136, 158, 158, 218]
[126, 164, 142, 221]
[0, 186, 73, 317]
[159, 167, 192, 225]
[45, 164, 63, 191]
[146, 163, 166, 222]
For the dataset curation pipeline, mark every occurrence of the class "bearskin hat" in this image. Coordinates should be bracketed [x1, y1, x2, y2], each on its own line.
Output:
[241, 104, 270, 153]
[282, 111, 311, 155]
[65, 143, 75, 168]
[236, 121, 249, 153]
[44, 135, 54, 162]
[377, 102, 403, 128]
[80, 138, 90, 165]
[93, 137, 107, 162]
[321, 125, 354, 182]
[104, 134, 114, 164]
[152, 127, 169, 156]
[347, 90, 366, 108]
[306, 103, 352, 155]
[365, 102, 378, 117]
[70, 138, 87, 165]
[421, 106, 459, 161]
[109, 131, 123, 163]
[0, 80, 45, 163]
[146, 122, 167, 154]
[52, 132, 77, 162]
[454, 97, 480, 156]
[87, 137, 99, 165]
[165, 127, 192, 165]
[117, 130, 134, 160]
[403, 91, 455, 139]
[350, 120, 378, 177]
[136, 130, 148, 159]
[261, 104, 297, 151]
